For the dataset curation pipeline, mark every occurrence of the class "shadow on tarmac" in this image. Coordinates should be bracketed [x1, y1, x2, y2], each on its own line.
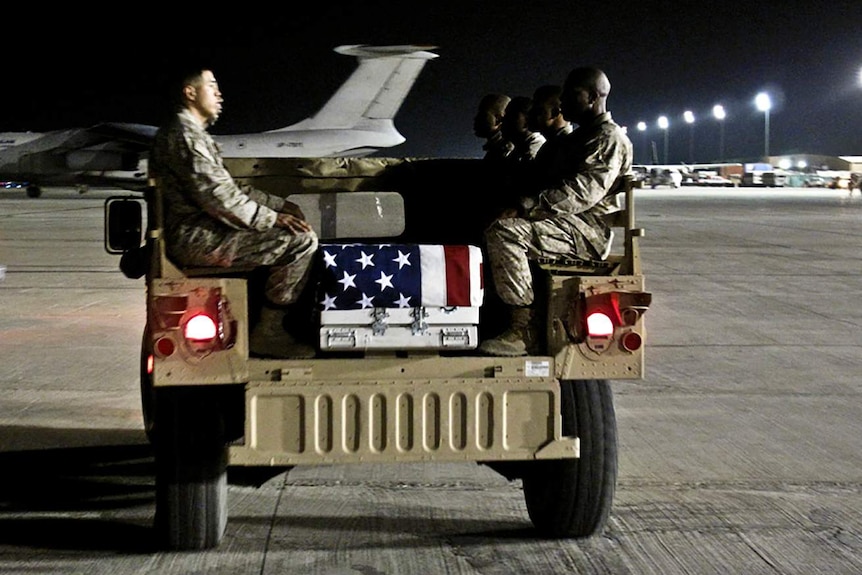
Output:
[0, 427, 539, 555]
[0, 427, 157, 552]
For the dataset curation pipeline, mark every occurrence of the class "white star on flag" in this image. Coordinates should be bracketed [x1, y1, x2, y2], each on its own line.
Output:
[320, 293, 338, 310]
[395, 292, 412, 307]
[337, 271, 357, 290]
[375, 271, 394, 291]
[356, 251, 375, 269]
[393, 250, 412, 269]
[323, 250, 338, 268]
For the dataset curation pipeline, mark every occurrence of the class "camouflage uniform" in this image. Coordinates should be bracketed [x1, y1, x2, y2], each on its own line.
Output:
[485, 111, 632, 307]
[483, 130, 515, 161]
[149, 109, 318, 306]
[534, 123, 574, 167]
[507, 130, 546, 163]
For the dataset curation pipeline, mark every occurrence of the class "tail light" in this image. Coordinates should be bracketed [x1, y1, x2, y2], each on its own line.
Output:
[581, 290, 650, 353]
[185, 313, 218, 340]
[585, 292, 620, 337]
[149, 287, 238, 359]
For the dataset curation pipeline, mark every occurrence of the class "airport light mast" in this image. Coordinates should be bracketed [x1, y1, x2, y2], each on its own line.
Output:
[683, 110, 695, 164]
[712, 104, 726, 163]
[755, 92, 771, 159]
[657, 116, 669, 165]
[637, 121, 647, 164]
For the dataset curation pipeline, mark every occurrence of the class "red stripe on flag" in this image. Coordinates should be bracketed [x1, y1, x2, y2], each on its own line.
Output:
[443, 245, 470, 306]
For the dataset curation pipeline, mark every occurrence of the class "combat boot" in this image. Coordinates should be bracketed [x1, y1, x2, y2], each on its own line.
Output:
[478, 306, 537, 356]
[249, 306, 315, 359]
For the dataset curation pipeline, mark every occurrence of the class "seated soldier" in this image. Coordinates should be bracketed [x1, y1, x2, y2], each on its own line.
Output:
[148, 64, 318, 358]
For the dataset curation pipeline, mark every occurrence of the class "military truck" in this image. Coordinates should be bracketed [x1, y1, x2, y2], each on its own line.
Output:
[104, 156, 650, 550]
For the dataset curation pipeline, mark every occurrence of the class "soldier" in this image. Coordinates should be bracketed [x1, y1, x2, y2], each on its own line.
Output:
[473, 93, 515, 161]
[500, 95, 546, 163]
[149, 66, 319, 358]
[479, 67, 633, 356]
[528, 84, 574, 166]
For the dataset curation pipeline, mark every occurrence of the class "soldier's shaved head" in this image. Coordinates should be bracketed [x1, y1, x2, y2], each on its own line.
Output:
[564, 67, 610, 98]
[560, 66, 611, 125]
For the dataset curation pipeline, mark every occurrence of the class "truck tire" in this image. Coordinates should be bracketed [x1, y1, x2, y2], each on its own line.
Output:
[522, 379, 617, 538]
[139, 325, 156, 443]
[153, 387, 229, 550]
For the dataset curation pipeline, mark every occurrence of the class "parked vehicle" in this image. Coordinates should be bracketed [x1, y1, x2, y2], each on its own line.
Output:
[649, 167, 682, 188]
[697, 173, 735, 187]
[743, 170, 786, 187]
[631, 165, 650, 185]
[803, 175, 826, 187]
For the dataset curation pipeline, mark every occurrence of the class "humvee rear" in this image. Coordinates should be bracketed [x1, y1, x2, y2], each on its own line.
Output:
[105, 156, 650, 550]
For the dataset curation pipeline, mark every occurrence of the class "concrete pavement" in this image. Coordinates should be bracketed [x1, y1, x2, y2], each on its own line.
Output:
[1, 185, 861, 574]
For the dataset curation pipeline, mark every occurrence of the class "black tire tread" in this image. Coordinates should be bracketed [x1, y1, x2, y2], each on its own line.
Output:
[140, 325, 156, 443]
[523, 379, 617, 538]
[153, 387, 229, 550]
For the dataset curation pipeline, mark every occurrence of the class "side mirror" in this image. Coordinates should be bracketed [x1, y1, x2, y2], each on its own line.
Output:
[104, 196, 144, 254]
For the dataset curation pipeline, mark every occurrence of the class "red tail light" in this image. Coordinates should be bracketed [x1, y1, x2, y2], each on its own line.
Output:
[586, 310, 614, 337]
[584, 292, 621, 337]
[575, 289, 650, 354]
[622, 331, 643, 351]
[150, 287, 238, 359]
[155, 337, 175, 357]
[184, 313, 218, 341]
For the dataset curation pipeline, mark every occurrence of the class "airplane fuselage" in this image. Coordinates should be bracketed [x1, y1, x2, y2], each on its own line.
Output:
[215, 126, 405, 158]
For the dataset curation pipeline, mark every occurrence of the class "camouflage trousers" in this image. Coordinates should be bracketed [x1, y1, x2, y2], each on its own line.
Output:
[484, 216, 598, 307]
[168, 222, 319, 306]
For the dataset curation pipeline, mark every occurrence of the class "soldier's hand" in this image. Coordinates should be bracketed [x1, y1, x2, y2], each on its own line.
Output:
[279, 201, 307, 221]
[275, 212, 313, 234]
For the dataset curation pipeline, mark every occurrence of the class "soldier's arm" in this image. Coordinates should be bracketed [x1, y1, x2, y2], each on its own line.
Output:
[531, 134, 625, 218]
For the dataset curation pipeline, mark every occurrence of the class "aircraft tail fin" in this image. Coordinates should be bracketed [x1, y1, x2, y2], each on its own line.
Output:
[275, 44, 438, 133]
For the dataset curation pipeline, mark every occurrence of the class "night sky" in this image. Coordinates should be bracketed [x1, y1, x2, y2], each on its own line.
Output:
[5, 1, 861, 165]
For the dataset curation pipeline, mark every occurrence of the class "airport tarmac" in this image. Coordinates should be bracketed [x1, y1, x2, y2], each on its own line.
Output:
[1, 185, 861, 574]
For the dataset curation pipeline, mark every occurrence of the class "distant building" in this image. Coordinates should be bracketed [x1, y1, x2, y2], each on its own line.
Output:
[765, 154, 862, 173]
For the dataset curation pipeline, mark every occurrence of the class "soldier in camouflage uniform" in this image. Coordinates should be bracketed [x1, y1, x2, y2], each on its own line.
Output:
[473, 93, 515, 161]
[149, 67, 318, 358]
[479, 67, 633, 357]
[528, 84, 574, 164]
[500, 96, 546, 163]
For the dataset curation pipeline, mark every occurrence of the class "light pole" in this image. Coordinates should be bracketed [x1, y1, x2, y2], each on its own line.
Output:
[658, 115, 669, 164]
[712, 104, 726, 162]
[637, 121, 647, 164]
[755, 92, 771, 160]
[683, 110, 695, 164]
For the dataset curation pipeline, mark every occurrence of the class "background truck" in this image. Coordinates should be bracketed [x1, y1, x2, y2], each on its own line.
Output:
[104, 156, 651, 550]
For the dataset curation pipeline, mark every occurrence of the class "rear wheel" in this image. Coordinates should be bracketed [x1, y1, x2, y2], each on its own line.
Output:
[140, 325, 156, 442]
[152, 387, 229, 550]
[522, 379, 618, 538]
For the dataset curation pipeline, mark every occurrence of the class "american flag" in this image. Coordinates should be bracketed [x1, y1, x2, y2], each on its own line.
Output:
[318, 244, 484, 311]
